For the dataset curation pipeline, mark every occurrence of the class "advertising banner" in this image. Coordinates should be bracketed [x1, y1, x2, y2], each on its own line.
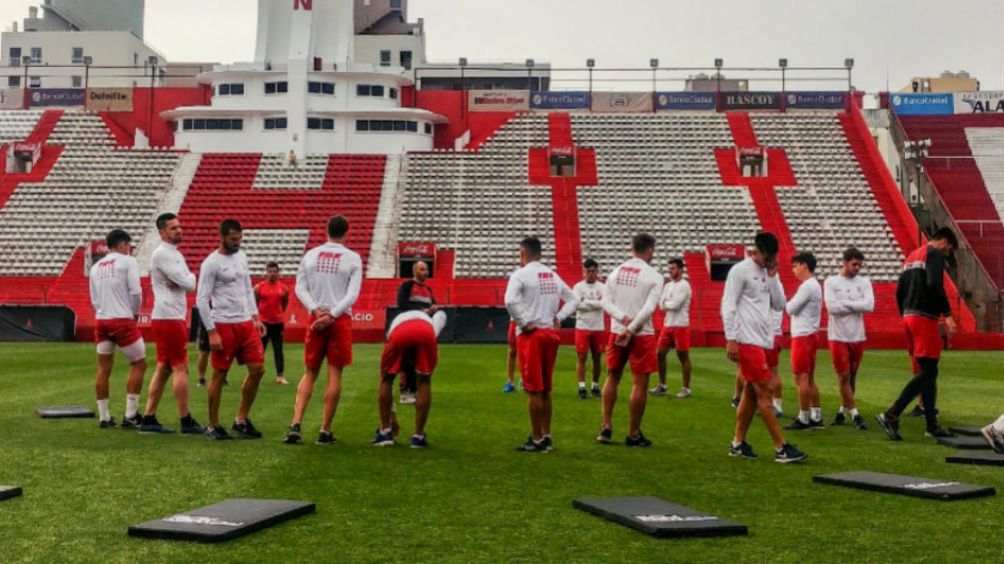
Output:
[656, 92, 716, 111]
[0, 88, 24, 109]
[785, 91, 847, 110]
[530, 91, 590, 111]
[0, 305, 76, 342]
[398, 241, 437, 258]
[29, 88, 86, 107]
[889, 93, 954, 115]
[718, 91, 782, 111]
[468, 90, 530, 112]
[86, 87, 134, 112]
[953, 91, 1004, 114]
[590, 92, 653, 113]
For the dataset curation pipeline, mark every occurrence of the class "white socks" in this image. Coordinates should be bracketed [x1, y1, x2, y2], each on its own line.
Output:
[838, 405, 846, 414]
[810, 407, 822, 422]
[125, 394, 140, 418]
[850, 408, 860, 418]
[578, 382, 586, 390]
[772, 398, 783, 412]
[992, 414, 1004, 433]
[97, 399, 110, 421]
[798, 410, 810, 424]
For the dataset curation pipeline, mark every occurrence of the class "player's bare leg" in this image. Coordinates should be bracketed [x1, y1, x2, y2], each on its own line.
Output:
[207, 368, 228, 428]
[292, 367, 320, 424]
[414, 373, 432, 436]
[235, 362, 265, 422]
[678, 351, 692, 391]
[144, 363, 172, 416]
[627, 372, 649, 438]
[320, 364, 343, 432]
[378, 373, 395, 430]
[601, 369, 622, 430]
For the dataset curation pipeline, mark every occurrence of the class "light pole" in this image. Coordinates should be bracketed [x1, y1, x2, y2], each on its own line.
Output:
[586, 58, 595, 96]
[650, 58, 659, 94]
[526, 58, 535, 91]
[714, 58, 723, 95]
[779, 58, 788, 93]
[459, 57, 468, 119]
[844, 58, 854, 91]
[904, 138, 931, 246]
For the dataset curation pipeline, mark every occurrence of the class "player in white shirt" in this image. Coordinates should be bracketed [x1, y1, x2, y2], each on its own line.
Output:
[783, 252, 825, 431]
[731, 289, 785, 417]
[824, 247, 874, 429]
[981, 414, 1004, 454]
[372, 310, 449, 448]
[596, 233, 663, 448]
[140, 213, 203, 435]
[721, 233, 807, 463]
[505, 237, 578, 453]
[285, 215, 363, 446]
[572, 258, 606, 400]
[196, 219, 266, 441]
[89, 229, 146, 429]
[651, 258, 694, 399]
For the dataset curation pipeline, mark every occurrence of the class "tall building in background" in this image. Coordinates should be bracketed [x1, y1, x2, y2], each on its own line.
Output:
[22, 0, 145, 38]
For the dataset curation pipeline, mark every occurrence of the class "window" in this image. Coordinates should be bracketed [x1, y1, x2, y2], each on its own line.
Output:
[219, 84, 230, 95]
[400, 50, 412, 70]
[308, 81, 335, 95]
[406, 121, 418, 132]
[71, 76, 82, 88]
[264, 117, 288, 130]
[216, 83, 245, 96]
[265, 83, 275, 94]
[393, 121, 407, 131]
[265, 81, 288, 94]
[380, 50, 391, 67]
[356, 120, 369, 131]
[9, 47, 21, 66]
[356, 84, 371, 96]
[183, 118, 243, 131]
[29, 76, 41, 88]
[389, 87, 398, 100]
[72, 47, 84, 64]
[8, 76, 20, 87]
[424, 123, 432, 135]
[308, 82, 321, 94]
[372, 85, 385, 97]
[356, 120, 423, 134]
[30, 47, 42, 64]
[307, 117, 335, 131]
[322, 118, 334, 130]
[307, 117, 321, 129]
[183, 119, 192, 130]
[390, 0, 401, 8]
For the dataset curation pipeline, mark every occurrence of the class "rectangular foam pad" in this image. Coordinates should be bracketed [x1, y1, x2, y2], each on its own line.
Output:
[814, 471, 995, 501]
[937, 436, 991, 450]
[128, 499, 315, 543]
[948, 426, 983, 437]
[946, 451, 1004, 467]
[573, 496, 747, 538]
[36, 405, 95, 419]
[0, 486, 23, 501]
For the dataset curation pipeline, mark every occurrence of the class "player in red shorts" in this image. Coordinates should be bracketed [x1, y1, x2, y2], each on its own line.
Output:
[823, 247, 874, 429]
[285, 215, 362, 445]
[373, 310, 448, 448]
[596, 233, 663, 447]
[89, 229, 146, 429]
[876, 228, 959, 440]
[783, 252, 824, 431]
[572, 258, 606, 399]
[141, 213, 203, 435]
[196, 219, 267, 440]
[505, 237, 578, 453]
[722, 233, 806, 463]
[651, 258, 693, 398]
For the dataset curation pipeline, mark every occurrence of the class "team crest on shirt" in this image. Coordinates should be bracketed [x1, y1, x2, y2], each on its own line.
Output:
[617, 267, 641, 287]
[538, 272, 558, 295]
[318, 252, 342, 274]
[97, 259, 116, 279]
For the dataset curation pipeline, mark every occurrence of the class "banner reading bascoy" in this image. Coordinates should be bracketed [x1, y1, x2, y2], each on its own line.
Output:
[718, 91, 782, 111]
[86, 87, 134, 112]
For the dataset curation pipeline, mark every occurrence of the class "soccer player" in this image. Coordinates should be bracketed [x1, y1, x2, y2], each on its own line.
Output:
[505, 237, 578, 453]
[651, 258, 693, 399]
[768, 308, 784, 417]
[596, 233, 663, 447]
[373, 309, 448, 448]
[824, 247, 874, 429]
[396, 260, 438, 404]
[572, 258, 606, 399]
[89, 229, 146, 429]
[141, 213, 203, 435]
[196, 219, 267, 441]
[284, 215, 362, 445]
[255, 261, 290, 385]
[783, 252, 824, 431]
[981, 414, 1004, 454]
[876, 228, 959, 440]
[722, 232, 807, 463]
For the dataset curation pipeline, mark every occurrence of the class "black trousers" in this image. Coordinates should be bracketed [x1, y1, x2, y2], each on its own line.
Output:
[889, 357, 939, 430]
[261, 322, 285, 376]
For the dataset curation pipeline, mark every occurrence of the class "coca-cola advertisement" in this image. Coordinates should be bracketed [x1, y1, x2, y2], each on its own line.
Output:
[398, 242, 436, 258]
[706, 244, 746, 261]
[84, 241, 111, 276]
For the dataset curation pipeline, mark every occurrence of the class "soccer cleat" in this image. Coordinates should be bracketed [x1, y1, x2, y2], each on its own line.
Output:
[784, 419, 813, 431]
[121, 413, 142, 430]
[730, 397, 741, 409]
[774, 406, 784, 419]
[875, 413, 902, 441]
[205, 425, 233, 441]
[906, 405, 925, 418]
[399, 391, 417, 405]
[515, 437, 543, 452]
[809, 419, 826, 430]
[139, 417, 175, 435]
[595, 427, 613, 444]
[316, 430, 337, 445]
[852, 415, 868, 430]
[372, 428, 396, 447]
[196, 378, 207, 388]
[676, 388, 692, 399]
[283, 423, 302, 445]
[179, 417, 205, 436]
[232, 418, 262, 439]
[924, 426, 954, 439]
[590, 384, 601, 398]
[980, 425, 1004, 455]
[578, 387, 588, 400]
[518, 379, 524, 391]
[410, 434, 429, 449]
[774, 443, 808, 464]
[832, 412, 847, 426]
[276, 376, 289, 385]
[648, 384, 668, 397]
[98, 417, 117, 429]
[729, 441, 758, 460]
[625, 431, 653, 448]
[502, 381, 516, 393]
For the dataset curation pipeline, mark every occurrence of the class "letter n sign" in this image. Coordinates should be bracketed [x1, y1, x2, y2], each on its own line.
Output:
[294, 0, 312, 10]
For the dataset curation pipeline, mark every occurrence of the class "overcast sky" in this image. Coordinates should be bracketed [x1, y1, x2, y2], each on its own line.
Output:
[1, 0, 1001, 91]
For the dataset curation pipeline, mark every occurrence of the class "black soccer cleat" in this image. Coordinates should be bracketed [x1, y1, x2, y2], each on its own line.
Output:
[578, 387, 588, 400]
[410, 434, 429, 449]
[139, 416, 175, 435]
[729, 440, 758, 460]
[809, 419, 826, 430]
[283, 423, 302, 444]
[784, 418, 813, 431]
[590, 384, 601, 398]
[180, 417, 205, 436]
[196, 378, 207, 388]
[539, 435, 555, 453]
[625, 431, 652, 448]
[98, 417, 117, 429]
[316, 430, 337, 446]
[232, 418, 262, 439]
[875, 413, 902, 441]
[906, 405, 925, 418]
[924, 426, 955, 439]
[852, 415, 868, 430]
[832, 412, 847, 426]
[730, 396, 741, 409]
[595, 427, 613, 444]
[515, 437, 544, 453]
[121, 413, 142, 430]
[774, 443, 808, 464]
[205, 425, 233, 441]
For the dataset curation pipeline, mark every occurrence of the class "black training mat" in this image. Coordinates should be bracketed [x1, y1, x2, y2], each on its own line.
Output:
[36, 405, 95, 419]
[948, 426, 982, 437]
[0, 486, 23, 501]
[572, 496, 747, 538]
[813, 471, 995, 501]
[128, 499, 315, 543]
[937, 436, 991, 450]
[946, 451, 1004, 467]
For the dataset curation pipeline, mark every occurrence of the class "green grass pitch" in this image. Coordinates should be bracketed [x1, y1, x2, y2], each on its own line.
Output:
[0, 343, 1001, 562]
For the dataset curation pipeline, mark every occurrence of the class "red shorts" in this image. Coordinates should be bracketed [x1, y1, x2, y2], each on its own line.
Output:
[516, 328, 560, 393]
[829, 341, 865, 375]
[607, 334, 658, 376]
[507, 321, 517, 349]
[152, 319, 188, 368]
[94, 318, 142, 348]
[575, 329, 606, 355]
[790, 335, 818, 375]
[738, 344, 771, 383]
[657, 326, 691, 353]
[381, 319, 438, 376]
[904, 316, 942, 373]
[304, 314, 353, 370]
[211, 321, 264, 371]
[765, 337, 782, 368]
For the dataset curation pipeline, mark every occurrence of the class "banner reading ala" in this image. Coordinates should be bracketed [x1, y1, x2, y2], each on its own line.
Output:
[954, 91, 1004, 114]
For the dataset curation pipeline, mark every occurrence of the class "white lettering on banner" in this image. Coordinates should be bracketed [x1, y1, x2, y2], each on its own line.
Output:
[726, 94, 776, 105]
[468, 90, 530, 112]
[352, 312, 375, 323]
[954, 91, 1004, 114]
[706, 245, 746, 260]
[892, 94, 952, 107]
[903, 481, 959, 490]
[399, 243, 434, 256]
[165, 515, 245, 527]
[634, 514, 720, 523]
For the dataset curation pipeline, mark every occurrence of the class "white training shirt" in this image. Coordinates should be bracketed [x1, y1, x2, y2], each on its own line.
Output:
[824, 274, 874, 343]
[295, 241, 363, 318]
[89, 251, 142, 320]
[660, 278, 692, 328]
[572, 280, 606, 331]
[387, 310, 448, 338]
[720, 257, 786, 349]
[196, 249, 257, 331]
[602, 257, 664, 336]
[786, 277, 823, 337]
[150, 242, 196, 321]
[504, 261, 578, 335]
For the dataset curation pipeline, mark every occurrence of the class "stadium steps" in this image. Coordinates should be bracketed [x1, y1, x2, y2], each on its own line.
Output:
[136, 152, 204, 274]
[366, 154, 405, 278]
[26, 110, 63, 144]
